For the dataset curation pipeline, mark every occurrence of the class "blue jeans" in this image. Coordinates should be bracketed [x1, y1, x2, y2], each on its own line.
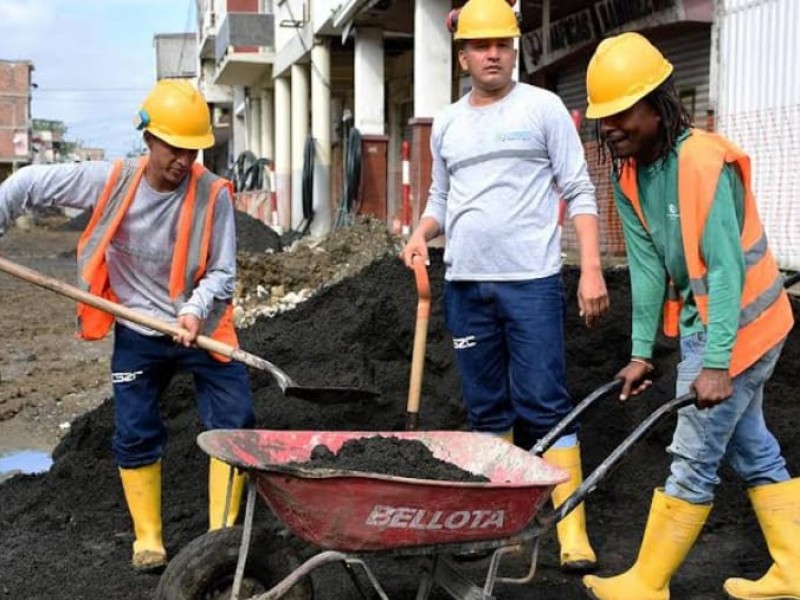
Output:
[665, 331, 789, 504]
[443, 276, 572, 438]
[110, 323, 255, 468]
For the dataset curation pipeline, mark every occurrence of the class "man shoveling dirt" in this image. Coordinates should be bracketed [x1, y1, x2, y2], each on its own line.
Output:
[0, 80, 254, 572]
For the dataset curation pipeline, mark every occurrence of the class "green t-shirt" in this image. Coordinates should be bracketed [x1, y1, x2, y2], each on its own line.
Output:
[613, 130, 746, 369]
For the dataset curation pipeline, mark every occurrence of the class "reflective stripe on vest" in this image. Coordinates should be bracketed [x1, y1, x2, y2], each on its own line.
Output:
[618, 129, 793, 376]
[75, 159, 238, 359]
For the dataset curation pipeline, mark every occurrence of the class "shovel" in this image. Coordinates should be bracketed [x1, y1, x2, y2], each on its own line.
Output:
[405, 255, 431, 430]
[0, 256, 379, 404]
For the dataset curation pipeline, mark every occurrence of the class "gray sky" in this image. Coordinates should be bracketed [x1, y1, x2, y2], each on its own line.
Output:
[0, 0, 195, 159]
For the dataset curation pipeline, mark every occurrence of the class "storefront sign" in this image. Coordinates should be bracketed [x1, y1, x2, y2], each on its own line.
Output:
[522, 0, 692, 74]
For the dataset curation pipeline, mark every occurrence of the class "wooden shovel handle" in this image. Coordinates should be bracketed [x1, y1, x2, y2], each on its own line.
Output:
[0, 255, 265, 373]
[406, 255, 430, 428]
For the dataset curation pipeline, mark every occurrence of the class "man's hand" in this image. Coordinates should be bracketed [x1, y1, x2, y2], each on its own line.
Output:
[692, 368, 733, 409]
[578, 266, 610, 328]
[617, 359, 654, 401]
[400, 233, 429, 269]
[174, 314, 202, 347]
[399, 217, 441, 269]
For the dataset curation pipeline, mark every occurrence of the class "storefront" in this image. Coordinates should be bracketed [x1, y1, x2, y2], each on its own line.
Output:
[517, 0, 714, 255]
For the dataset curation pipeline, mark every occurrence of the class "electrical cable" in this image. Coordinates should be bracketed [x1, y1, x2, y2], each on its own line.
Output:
[300, 134, 315, 235]
[335, 125, 362, 229]
[228, 151, 271, 192]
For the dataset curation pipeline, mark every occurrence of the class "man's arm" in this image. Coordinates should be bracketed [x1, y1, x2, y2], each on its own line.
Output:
[572, 213, 608, 326]
[544, 99, 608, 325]
[400, 120, 447, 267]
[612, 180, 667, 400]
[612, 180, 666, 361]
[545, 98, 597, 221]
[0, 163, 111, 236]
[688, 164, 747, 407]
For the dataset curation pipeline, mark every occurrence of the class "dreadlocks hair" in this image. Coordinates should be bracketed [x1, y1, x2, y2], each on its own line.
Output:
[595, 75, 694, 178]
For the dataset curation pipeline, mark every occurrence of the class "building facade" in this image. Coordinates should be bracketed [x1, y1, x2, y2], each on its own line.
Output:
[0, 60, 34, 181]
[179, 0, 800, 267]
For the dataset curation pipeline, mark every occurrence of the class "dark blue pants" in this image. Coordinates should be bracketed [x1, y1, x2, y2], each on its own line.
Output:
[110, 323, 255, 468]
[443, 275, 573, 439]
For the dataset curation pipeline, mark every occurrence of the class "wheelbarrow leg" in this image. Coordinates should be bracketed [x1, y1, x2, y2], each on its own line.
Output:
[230, 480, 258, 600]
[415, 556, 436, 600]
[494, 538, 541, 586]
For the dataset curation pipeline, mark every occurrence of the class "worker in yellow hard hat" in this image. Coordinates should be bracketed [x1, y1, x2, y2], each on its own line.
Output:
[0, 79, 254, 571]
[582, 31, 798, 600]
[401, 0, 609, 573]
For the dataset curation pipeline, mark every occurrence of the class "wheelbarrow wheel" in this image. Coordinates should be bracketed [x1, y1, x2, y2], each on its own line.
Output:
[154, 526, 314, 600]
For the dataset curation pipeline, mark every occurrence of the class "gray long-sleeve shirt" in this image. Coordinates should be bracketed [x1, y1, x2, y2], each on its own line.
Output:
[0, 162, 237, 336]
[423, 82, 597, 281]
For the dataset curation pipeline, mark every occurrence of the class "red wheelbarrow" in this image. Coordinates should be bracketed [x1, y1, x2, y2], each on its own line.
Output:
[155, 383, 695, 600]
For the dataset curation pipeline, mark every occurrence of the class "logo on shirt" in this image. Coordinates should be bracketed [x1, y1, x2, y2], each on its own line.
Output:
[498, 130, 533, 142]
[668, 203, 680, 220]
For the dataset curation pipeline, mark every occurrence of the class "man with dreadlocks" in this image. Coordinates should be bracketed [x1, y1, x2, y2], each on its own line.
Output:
[580, 32, 798, 600]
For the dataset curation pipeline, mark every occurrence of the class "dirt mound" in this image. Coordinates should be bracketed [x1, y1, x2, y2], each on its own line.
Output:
[235, 217, 400, 326]
[55, 209, 92, 232]
[0, 253, 798, 599]
[234, 210, 282, 254]
[300, 436, 489, 482]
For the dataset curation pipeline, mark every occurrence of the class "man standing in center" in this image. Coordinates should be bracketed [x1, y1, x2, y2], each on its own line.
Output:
[400, 0, 609, 572]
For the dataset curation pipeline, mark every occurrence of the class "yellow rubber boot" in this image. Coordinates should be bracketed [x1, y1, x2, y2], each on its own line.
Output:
[582, 489, 711, 600]
[723, 478, 800, 600]
[209, 457, 246, 530]
[119, 463, 167, 571]
[544, 444, 597, 572]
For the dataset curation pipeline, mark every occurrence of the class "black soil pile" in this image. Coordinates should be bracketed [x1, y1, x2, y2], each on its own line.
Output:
[55, 208, 92, 232]
[1, 251, 798, 600]
[234, 210, 282, 254]
[301, 436, 489, 482]
[54, 208, 283, 255]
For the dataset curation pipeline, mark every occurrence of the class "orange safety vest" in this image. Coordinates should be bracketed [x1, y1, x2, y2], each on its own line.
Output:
[75, 157, 239, 360]
[618, 129, 793, 377]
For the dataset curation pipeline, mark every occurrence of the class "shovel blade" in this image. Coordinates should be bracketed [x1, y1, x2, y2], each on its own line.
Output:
[283, 386, 380, 404]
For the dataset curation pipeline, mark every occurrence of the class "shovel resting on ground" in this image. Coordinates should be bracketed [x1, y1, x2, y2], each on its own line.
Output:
[0, 256, 379, 405]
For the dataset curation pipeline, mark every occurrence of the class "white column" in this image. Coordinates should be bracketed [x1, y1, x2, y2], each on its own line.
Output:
[249, 92, 262, 156]
[387, 97, 402, 223]
[513, 0, 522, 81]
[260, 89, 274, 162]
[290, 63, 310, 229]
[311, 39, 332, 237]
[232, 85, 248, 161]
[413, 0, 452, 117]
[274, 76, 292, 231]
[354, 28, 385, 135]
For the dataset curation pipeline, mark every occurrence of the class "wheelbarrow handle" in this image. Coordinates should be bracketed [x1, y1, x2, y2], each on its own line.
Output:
[532, 379, 623, 456]
[544, 392, 697, 529]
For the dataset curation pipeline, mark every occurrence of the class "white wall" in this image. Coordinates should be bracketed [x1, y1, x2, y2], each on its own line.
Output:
[714, 0, 800, 269]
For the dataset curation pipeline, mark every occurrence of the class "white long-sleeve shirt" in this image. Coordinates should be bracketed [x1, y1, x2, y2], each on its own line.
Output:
[423, 82, 597, 281]
[0, 162, 237, 336]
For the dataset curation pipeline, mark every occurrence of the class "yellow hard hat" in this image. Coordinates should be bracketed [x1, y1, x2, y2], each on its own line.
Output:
[134, 79, 214, 150]
[447, 0, 520, 41]
[585, 32, 673, 119]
